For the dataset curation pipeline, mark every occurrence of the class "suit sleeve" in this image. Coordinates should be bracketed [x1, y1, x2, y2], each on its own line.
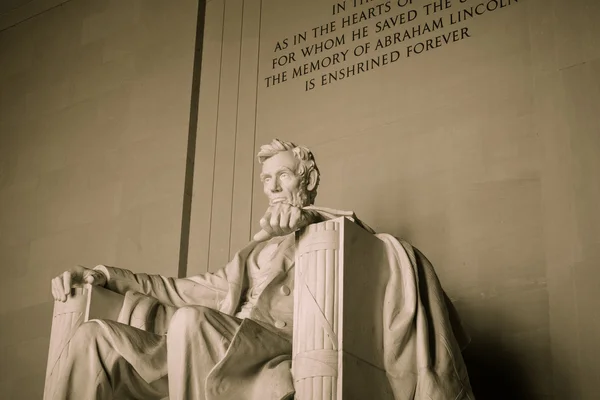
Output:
[93, 264, 234, 309]
[304, 206, 376, 234]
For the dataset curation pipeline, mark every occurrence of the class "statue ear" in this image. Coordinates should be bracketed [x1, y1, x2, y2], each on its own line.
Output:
[306, 169, 318, 192]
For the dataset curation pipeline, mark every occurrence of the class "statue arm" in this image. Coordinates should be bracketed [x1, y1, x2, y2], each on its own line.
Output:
[303, 206, 375, 233]
[253, 205, 375, 242]
[92, 265, 231, 309]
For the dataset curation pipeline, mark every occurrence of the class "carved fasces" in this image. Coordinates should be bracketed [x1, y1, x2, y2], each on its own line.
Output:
[293, 220, 340, 399]
[293, 217, 394, 400]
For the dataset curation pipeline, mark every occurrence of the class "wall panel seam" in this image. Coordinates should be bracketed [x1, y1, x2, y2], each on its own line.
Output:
[228, 0, 246, 259]
[249, 0, 263, 239]
[206, 0, 228, 270]
[178, 0, 207, 278]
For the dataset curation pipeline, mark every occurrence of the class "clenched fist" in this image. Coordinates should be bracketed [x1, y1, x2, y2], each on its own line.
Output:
[51, 265, 107, 302]
[253, 203, 321, 242]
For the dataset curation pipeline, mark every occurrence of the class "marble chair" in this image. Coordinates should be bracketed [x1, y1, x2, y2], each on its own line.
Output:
[44, 217, 394, 400]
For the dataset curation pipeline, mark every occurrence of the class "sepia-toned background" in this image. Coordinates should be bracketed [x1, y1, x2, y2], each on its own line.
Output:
[0, 0, 599, 399]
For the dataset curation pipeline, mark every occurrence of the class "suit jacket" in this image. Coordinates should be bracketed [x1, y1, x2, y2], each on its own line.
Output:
[94, 234, 298, 400]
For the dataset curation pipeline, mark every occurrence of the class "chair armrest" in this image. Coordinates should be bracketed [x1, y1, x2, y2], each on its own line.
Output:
[86, 285, 176, 335]
[83, 283, 125, 322]
[45, 284, 126, 398]
[48, 284, 126, 323]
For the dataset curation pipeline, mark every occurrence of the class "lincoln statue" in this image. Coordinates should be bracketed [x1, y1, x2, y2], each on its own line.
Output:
[46, 139, 474, 400]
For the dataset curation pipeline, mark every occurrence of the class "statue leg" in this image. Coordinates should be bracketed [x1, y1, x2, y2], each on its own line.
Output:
[45, 319, 169, 400]
[166, 306, 242, 400]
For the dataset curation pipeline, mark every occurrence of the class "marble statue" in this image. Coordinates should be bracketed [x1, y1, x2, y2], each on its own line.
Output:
[45, 139, 474, 400]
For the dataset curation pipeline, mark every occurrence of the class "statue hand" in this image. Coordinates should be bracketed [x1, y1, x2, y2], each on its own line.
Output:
[51, 265, 107, 302]
[253, 204, 320, 242]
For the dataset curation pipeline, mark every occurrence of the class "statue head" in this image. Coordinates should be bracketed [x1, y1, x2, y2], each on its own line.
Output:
[257, 139, 320, 207]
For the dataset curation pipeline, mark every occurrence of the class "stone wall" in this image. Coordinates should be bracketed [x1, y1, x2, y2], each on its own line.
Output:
[0, 0, 199, 397]
[190, 0, 600, 399]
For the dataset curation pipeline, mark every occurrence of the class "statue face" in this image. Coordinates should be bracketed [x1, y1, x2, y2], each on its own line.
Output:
[260, 150, 308, 207]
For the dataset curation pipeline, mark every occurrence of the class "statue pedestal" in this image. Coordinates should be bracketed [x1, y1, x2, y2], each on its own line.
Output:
[292, 217, 394, 400]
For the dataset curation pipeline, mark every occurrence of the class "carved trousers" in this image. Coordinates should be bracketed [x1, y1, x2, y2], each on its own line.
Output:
[46, 306, 241, 400]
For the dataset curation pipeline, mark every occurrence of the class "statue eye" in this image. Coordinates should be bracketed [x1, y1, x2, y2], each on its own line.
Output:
[263, 177, 271, 183]
[280, 173, 289, 179]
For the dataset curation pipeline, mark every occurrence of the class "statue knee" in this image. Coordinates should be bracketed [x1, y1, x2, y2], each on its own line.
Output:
[168, 306, 212, 335]
[71, 320, 103, 348]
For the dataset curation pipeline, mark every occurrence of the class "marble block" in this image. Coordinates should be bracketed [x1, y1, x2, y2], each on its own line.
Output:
[293, 217, 394, 400]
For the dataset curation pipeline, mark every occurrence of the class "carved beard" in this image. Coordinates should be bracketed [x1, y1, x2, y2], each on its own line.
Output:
[290, 185, 310, 208]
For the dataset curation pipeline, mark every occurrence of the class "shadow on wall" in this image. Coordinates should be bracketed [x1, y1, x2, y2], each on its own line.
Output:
[463, 340, 542, 400]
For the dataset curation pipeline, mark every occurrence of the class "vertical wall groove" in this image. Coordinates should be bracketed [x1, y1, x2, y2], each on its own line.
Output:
[187, 0, 261, 272]
[248, 0, 263, 239]
[204, 1, 228, 273]
[186, 0, 227, 276]
[178, 0, 207, 278]
[227, 0, 262, 256]
[227, 0, 246, 258]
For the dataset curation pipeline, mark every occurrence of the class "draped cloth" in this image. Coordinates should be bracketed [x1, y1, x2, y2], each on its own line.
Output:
[377, 234, 474, 400]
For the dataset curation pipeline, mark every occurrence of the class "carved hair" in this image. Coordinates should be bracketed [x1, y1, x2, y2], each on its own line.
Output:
[257, 139, 320, 205]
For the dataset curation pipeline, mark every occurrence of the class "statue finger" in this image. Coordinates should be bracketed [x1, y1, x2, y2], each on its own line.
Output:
[260, 212, 274, 235]
[279, 210, 291, 233]
[62, 271, 72, 297]
[289, 207, 301, 230]
[270, 211, 283, 236]
[53, 276, 66, 302]
[266, 203, 279, 216]
[84, 269, 98, 285]
[261, 210, 272, 225]
[279, 203, 291, 214]
[86, 269, 107, 286]
[84, 274, 94, 284]
[51, 278, 60, 301]
[253, 229, 271, 242]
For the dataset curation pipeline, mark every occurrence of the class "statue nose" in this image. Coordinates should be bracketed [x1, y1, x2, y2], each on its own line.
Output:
[267, 179, 281, 192]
